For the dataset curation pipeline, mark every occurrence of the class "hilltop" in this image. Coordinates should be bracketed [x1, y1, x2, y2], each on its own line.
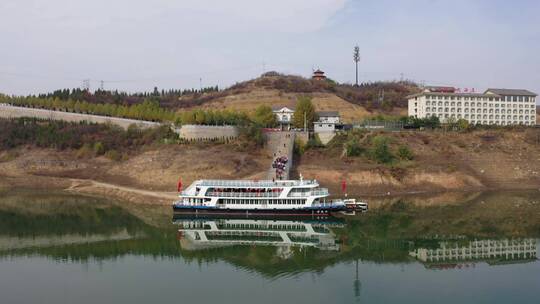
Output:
[10, 73, 420, 123]
[175, 73, 419, 122]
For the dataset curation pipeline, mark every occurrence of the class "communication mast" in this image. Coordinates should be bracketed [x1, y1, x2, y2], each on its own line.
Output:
[353, 46, 360, 86]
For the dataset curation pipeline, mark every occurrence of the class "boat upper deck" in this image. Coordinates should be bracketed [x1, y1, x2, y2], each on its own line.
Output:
[197, 179, 318, 188]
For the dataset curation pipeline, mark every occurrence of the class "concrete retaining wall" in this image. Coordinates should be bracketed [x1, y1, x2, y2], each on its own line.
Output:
[315, 132, 336, 145]
[0, 104, 160, 130]
[177, 124, 239, 141]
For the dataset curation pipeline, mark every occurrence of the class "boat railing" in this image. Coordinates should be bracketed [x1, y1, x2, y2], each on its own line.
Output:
[199, 179, 317, 188]
[206, 191, 281, 198]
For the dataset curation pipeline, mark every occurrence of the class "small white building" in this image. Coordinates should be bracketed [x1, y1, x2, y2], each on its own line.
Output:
[272, 106, 295, 129]
[314, 111, 340, 132]
[408, 86, 537, 126]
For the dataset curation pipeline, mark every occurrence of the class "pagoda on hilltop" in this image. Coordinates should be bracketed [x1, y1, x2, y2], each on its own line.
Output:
[312, 69, 327, 81]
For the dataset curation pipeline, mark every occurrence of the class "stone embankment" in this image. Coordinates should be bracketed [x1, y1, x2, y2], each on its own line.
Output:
[176, 124, 239, 141]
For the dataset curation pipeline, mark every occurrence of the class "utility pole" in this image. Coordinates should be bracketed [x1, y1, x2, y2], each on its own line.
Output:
[353, 46, 360, 87]
[199, 78, 202, 92]
[100, 80, 104, 91]
[82, 79, 90, 91]
[400, 73, 404, 82]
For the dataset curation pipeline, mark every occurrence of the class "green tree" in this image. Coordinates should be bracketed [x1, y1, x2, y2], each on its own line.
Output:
[293, 96, 317, 129]
[252, 105, 277, 127]
[370, 135, 394, 164]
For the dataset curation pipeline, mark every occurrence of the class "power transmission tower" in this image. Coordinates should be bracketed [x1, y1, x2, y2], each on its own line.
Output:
[378, 89, 385, 104]
[400, 73, 404, 82]
[353, 46, 360, 87]
[82, 79, 90, 91]
[100, 80, 104, 91]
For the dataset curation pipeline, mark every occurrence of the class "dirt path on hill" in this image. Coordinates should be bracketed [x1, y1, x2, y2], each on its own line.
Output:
[65, 178, 179, 205]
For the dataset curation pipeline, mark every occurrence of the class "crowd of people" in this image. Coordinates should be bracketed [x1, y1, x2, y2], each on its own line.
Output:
[272, 156, 288, 180]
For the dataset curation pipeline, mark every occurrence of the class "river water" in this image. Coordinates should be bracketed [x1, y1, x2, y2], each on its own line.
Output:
[0, 189, 539, 304]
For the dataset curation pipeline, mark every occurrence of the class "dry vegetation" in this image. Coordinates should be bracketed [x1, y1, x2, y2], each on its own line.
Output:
[296, 128, 540, 196]
[180, 73, 413, 122]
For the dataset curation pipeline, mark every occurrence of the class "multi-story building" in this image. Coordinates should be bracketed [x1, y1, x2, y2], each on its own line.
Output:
[408, 86, 537, 126]
[314, 111, 340, 132]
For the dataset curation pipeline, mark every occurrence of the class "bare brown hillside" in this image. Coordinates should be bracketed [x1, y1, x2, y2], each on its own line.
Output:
[296, 128, 540, 196]
[1, 128, 539, 202]
[186, 88, 406, 123]
[176, 74, 417, 121]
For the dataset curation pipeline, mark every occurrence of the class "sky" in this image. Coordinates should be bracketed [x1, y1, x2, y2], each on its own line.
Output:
[0, 0, 539, 100]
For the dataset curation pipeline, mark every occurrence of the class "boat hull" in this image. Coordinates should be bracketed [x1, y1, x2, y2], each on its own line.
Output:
[172, 206, 344, 218]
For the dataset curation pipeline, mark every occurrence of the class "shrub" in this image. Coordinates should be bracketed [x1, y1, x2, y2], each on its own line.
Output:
[294, 138, 307, 155]
[370, 135, 394, 164]
[93, 142, 105, 156]
[105, 150, 122, 161]
[344, 139, 363, 157]
[239, 124, 265, 148]
[397, 145, 414, 160]
[307, 134, 324, 149]
[77, 143, 94, 158]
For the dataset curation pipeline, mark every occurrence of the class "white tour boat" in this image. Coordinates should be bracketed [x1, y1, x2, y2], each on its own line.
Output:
[173, 175, 367, 217]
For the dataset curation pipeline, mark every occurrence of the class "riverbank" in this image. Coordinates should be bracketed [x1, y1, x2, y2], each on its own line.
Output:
[1, 128, 540, 204]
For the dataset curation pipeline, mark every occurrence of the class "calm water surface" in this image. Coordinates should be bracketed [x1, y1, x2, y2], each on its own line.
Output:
[0, 189, 539, 304]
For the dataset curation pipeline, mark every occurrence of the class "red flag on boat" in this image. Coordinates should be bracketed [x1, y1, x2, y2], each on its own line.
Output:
[177, 177, 182, 192]
[341, 180, 347, 193]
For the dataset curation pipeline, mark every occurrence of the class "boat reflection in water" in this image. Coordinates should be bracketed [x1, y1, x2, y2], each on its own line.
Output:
[173, 215, 345, 257]
[409, 238, 538, 269]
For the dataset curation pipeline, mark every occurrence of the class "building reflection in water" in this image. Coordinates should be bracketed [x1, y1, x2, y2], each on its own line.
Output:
[173, 217, 344, 258]
[409, 238, 538, 269]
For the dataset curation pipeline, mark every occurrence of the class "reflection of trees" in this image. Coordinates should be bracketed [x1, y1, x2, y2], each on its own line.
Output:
[1, 190, 539, 277]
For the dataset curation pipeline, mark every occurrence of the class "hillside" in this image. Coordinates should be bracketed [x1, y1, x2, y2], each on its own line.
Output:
[12, 73, 419, 123]
[176, 73, 418, 122]
[295, 128, 540, 196]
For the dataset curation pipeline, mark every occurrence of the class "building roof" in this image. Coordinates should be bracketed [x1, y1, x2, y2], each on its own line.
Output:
[407, 92, 495, 99]
[485, 89, 537, 97]
[271, 106, 295, 112]
[316, 111, 339, 117]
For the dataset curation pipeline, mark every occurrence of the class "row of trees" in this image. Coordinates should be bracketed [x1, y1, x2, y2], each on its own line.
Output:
[2, 95, 279, 127]
[2, 95, 177, 122]
[176, 109, 251, 126]
[37, 86, 219, 104]
[2, 92, 323, 133]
